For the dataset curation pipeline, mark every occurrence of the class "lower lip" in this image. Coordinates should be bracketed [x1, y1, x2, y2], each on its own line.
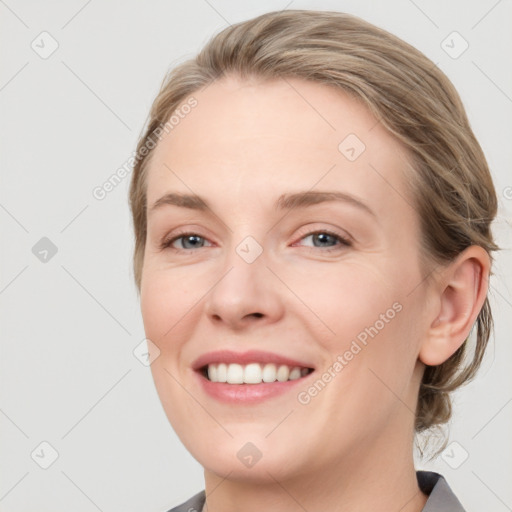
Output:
[195, 370, 314, 404]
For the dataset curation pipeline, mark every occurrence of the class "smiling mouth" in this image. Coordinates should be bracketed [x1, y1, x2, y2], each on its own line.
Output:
[199, 362, 315, 384]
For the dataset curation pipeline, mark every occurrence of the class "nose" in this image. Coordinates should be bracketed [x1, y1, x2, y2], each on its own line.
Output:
[203, 245, 285, 331]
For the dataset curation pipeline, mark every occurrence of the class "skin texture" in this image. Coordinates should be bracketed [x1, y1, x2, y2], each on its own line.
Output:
[139, 75, 490, 512]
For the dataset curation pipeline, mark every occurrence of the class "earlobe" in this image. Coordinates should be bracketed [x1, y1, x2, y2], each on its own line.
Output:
[419, 246, 490, 366]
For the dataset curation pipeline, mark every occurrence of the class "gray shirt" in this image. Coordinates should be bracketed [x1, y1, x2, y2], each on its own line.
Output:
[165, 471, 465, 512]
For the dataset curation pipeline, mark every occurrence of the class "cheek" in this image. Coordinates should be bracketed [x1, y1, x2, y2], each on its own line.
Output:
[288, 259, 401, 338]
[289, 258, 419, 388]
[140, 265, 198, 343]
[141, 268, 201, 425]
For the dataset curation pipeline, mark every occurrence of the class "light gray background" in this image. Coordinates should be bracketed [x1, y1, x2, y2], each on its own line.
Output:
[1, 1, 511, 511]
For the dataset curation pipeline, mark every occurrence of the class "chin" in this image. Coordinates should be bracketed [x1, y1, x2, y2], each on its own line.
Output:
[185, 433, 304, 482]
[200, 452, 297, 483]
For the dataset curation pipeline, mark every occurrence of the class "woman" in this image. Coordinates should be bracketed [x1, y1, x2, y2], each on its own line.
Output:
[128, 10, 499, 512]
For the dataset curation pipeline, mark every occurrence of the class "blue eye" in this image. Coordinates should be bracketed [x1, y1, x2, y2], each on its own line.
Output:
[294, 230, 352, 252]
[160, 233, 211, 251]
[160, 230, 351, 252]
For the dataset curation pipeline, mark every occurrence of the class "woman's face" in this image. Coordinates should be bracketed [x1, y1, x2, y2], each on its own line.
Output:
[140, 75, 432, 481]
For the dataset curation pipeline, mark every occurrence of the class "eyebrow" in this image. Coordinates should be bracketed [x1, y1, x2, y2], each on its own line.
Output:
[149, 190, 376, 218]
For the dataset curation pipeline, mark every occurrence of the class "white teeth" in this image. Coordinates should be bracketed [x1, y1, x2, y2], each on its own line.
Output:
[217, 363, 227, 382]
[207, 364, 217, 382]
[276, 365, 290, 382]
[289, 367, 302, 380]
[243, 363, 263, 384]
[262, 363, 277, 382]
[226, 363, 244, 384]
[204, 363, 311, 384]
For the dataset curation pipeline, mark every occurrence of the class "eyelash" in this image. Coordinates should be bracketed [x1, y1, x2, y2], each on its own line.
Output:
[159, 228, 352, 253]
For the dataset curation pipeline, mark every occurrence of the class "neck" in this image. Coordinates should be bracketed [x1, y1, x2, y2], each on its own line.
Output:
[202, 417, 427, 512]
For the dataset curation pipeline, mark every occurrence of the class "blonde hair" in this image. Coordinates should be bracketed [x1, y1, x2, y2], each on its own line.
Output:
[129, 10, 499, 435]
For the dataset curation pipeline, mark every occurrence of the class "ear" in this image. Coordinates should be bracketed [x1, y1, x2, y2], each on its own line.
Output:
[419, 246, 491, 366]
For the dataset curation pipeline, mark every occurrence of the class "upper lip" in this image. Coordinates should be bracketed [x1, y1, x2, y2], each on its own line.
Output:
[192, 350, 315, 371]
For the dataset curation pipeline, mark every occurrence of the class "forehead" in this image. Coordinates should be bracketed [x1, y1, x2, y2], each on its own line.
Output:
[145, 75, 414, 220]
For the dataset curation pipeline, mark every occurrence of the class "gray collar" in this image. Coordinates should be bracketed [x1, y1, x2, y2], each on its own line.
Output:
[418, 471, 466, 511]
[166, 471, 465, 512]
